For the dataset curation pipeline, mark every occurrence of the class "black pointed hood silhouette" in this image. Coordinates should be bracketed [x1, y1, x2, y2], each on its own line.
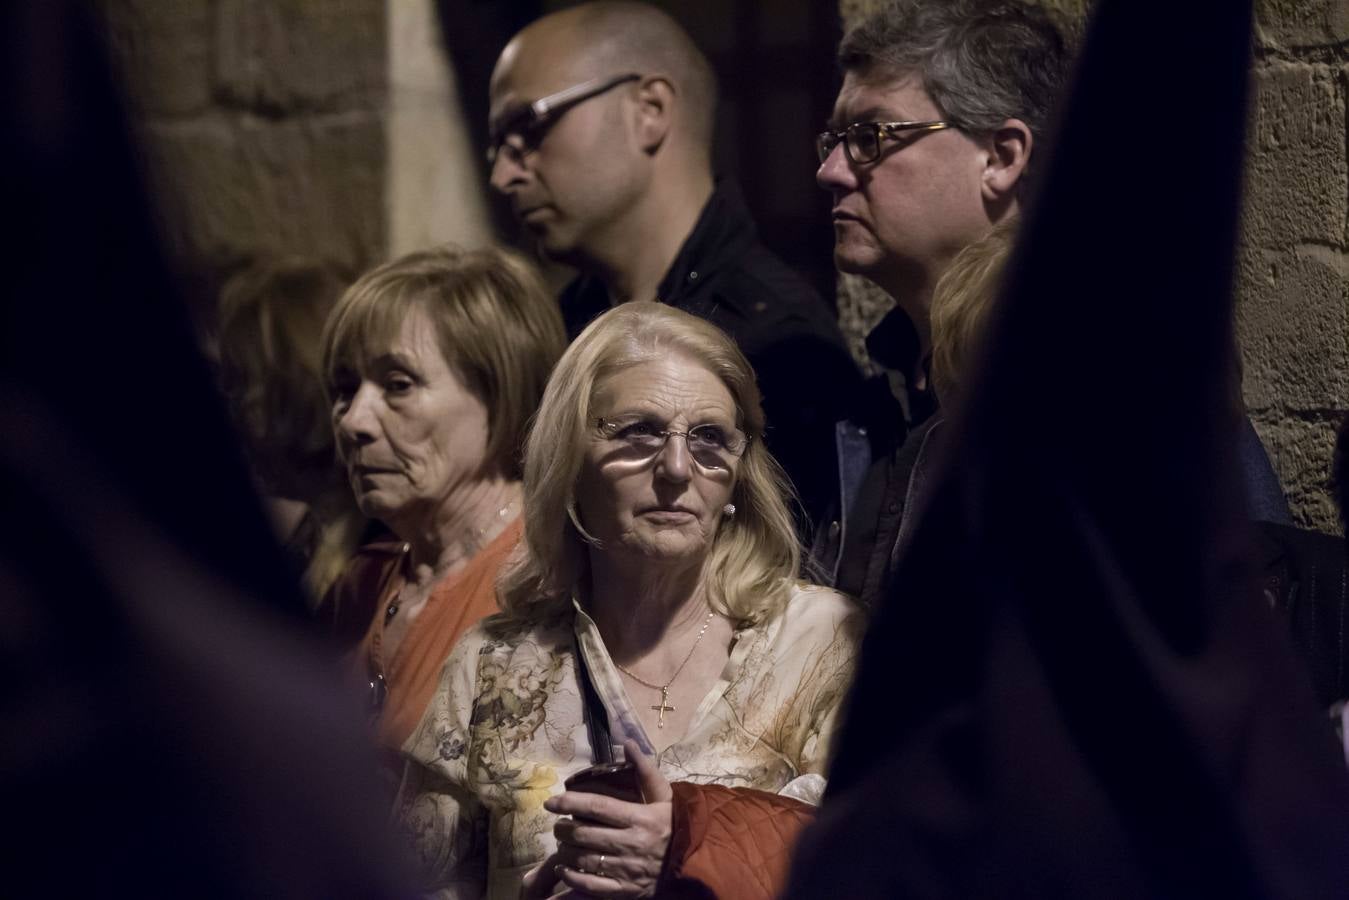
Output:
[2, 3, 410, 895]
[786, 0, 1349, 895]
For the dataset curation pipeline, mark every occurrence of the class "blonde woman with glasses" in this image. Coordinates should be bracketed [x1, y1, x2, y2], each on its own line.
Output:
[398, 302, 863, 899]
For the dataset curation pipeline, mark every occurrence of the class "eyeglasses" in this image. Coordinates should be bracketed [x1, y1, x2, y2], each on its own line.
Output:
[815, 120, 955, 165]
[596, 415, 750, 470]
[487, 73, 642, 166]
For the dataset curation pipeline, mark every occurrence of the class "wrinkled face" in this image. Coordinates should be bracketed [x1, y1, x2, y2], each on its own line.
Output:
[817, 72, 992, 296]
[330, 307, 491, 532]
[575, 353, 740, 567]
[487, 37, 645, 262]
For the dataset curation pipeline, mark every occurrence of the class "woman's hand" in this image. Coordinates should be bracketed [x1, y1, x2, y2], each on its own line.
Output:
[543, 740, 674, 898]
[520, 851, 567, 899]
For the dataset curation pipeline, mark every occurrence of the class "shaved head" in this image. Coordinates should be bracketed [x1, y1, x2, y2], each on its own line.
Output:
[488, 2, 719, 274]
[494, 2, 717, 151]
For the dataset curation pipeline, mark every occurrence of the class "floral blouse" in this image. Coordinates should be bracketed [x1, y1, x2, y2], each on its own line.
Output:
[397, 583, 863, 899]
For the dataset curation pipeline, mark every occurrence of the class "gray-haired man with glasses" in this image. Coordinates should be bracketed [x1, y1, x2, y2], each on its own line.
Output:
[488, 1, 861, 535]
[813, 1, 1287, 603]
[813, 0, 1071, 603]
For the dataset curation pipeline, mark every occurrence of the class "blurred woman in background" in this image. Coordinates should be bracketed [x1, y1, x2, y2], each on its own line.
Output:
[216, 256, 366, 605]
[319, 244, 566, 760]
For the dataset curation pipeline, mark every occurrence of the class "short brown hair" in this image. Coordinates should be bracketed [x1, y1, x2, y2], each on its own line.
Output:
[320, 245, 567, 480]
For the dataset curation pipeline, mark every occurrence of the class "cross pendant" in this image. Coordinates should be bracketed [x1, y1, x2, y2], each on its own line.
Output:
[651, 686, 676, 728]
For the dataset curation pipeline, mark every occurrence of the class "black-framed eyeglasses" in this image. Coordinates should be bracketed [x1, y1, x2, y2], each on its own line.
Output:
[487, 73, 642, 166]
[816, 120, 955, 165]
[596, 415, 751, 470]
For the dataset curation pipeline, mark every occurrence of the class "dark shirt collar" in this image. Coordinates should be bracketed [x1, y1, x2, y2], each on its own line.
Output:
[557, 179, 755, 338]
[866, 304, 921, 373]
[866, 304, 937, 427]
[654, 178, 756, 306]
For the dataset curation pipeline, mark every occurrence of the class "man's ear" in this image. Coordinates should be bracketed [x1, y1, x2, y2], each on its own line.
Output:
[633, 75, 675, 154]
[981, 118, 1033, 202]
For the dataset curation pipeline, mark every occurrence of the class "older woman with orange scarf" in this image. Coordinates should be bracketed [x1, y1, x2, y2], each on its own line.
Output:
[319, 245, 566, 759]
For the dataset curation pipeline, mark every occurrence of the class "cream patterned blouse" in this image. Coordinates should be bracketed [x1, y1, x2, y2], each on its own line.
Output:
[396, 583, 863, 899]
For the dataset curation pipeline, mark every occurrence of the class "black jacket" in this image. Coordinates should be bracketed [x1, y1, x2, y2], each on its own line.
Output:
[834, 308, 1291, 607]
[559, 180, 862, 528]
[830, 307, 936, 602]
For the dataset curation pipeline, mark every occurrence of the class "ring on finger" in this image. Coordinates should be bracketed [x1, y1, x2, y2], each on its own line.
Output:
[597, 854, 607, 877]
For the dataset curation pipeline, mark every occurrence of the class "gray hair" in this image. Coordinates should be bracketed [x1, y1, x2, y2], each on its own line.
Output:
[841, 0, 1073, 189]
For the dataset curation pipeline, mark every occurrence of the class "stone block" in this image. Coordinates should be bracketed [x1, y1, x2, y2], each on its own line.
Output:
[1242, 63, 1346, 251]
[1237, 244, 1349, 411]
[1251, 412, 1342, 533]
[1256, 0, 1349, 50]
[215, 0, 385, 113]
[141, 111, 384, 270]
[386, 0, 490, 256]
[97, 0, 212, 117]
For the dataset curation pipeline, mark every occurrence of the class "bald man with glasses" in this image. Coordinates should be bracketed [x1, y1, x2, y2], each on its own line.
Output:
[487, 1, 861, 535]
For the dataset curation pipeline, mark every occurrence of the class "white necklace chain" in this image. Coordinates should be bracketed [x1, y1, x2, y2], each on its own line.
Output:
[384, 497, 517, 623]
[470, 497, 517, 540]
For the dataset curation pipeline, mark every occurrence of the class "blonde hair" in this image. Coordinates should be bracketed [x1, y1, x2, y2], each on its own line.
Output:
[930, 218, 1017, 401]
[497, 302, 800, 626]
[320, 245, 566, 480]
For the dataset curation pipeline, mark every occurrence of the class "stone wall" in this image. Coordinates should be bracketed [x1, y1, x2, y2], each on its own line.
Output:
[836, 0, 1349, 533]
[1241, 0, 1349, 531]
[99, 0, 389, 312]
[386, 0, 490, 257]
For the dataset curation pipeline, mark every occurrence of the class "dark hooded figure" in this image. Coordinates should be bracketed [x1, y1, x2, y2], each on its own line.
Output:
[786, 0, 1349, 897]
[1, 4, 410, 896]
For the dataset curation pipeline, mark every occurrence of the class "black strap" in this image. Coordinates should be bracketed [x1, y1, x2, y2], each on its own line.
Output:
[574, 635, 614, 764]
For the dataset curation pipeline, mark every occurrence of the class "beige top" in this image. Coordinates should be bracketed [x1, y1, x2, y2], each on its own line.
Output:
[396, 583, 863, 899]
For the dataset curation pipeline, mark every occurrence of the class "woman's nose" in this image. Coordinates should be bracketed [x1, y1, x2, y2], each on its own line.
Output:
[334, 383, 379, 445]
[653, 432, 693, 483]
